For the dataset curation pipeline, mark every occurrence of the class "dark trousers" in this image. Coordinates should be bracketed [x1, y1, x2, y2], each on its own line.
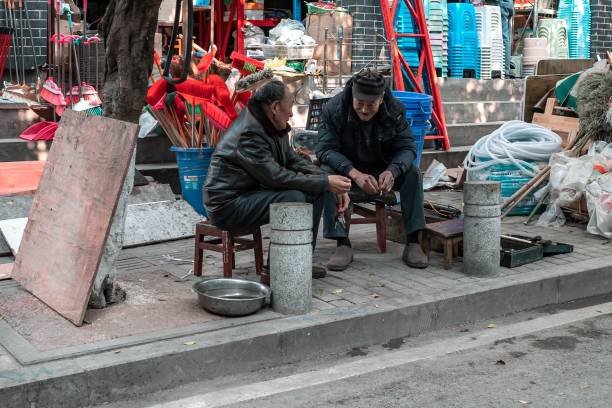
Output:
[322, 165, 426, 240]
[208, 190, 328, 247]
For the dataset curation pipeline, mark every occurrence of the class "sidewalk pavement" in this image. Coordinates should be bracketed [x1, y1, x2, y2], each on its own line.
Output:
[0, 191, 610, 408]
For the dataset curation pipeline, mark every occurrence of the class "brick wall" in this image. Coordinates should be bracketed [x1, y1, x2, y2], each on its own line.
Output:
[0, 0, 47, 76]
[591, 0, 612, 58]
[336, 0, 390, 73]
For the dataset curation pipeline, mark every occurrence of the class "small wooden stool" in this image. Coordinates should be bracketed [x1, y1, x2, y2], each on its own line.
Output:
[422, 218, 464, 270]
[193, 222, 264, 280]
[347, 191, 397, 254]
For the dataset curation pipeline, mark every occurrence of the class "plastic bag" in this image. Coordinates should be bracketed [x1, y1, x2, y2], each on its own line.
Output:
[423, 159, 447, 190]
[269, 19, 305, 45]
[138, 110, 159, 138]
[243, 24, 265, 47]
[586, 173, 612, 239]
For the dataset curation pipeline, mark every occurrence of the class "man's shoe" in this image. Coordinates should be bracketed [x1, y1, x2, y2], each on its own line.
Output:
[312, 264, 327, 279]
[402, 243, 428, 269]
[327, 245, 354, 271]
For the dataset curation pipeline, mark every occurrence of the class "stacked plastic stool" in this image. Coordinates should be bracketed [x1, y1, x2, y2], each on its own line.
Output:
[395, 1, 421, 70]
[475, 5, 505, 79]
[536, 19, 569, 59]
[392, 91, 433, 167]
[448, 3, 480, 78]
[557, 0, 591, 59]
[522, 37, 549, 76]
[425, 0, 449, 77]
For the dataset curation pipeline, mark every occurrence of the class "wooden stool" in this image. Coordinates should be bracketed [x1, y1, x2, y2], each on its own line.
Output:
[346, 191, 397, 254]
[422, 218, 464, 270]
[193, 222, 264, 281]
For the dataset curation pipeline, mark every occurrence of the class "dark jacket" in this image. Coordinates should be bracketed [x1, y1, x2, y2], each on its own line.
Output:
[315, 79, 417, 178]
[204, 104, 328, 217]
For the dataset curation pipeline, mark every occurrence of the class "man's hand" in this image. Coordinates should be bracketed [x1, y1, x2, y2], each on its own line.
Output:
[349, 169, 379, 195]
[378, 170, 395, 193]
[328, 175, 352, 193]
[336, 192, 350, 213]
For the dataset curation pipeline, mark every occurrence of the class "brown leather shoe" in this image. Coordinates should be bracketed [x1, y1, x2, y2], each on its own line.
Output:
[312, 264, 327, 279]
[402, 243, 428, 269]
[327, 245, 354, 271]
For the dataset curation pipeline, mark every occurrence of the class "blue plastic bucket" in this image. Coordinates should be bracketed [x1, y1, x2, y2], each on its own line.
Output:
[411, 128, 426, 168]
[392, 91, 433, 114]
[171, 146, 214, 217]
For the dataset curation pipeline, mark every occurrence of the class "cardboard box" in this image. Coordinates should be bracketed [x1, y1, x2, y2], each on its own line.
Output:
[306, 11, 353, 75]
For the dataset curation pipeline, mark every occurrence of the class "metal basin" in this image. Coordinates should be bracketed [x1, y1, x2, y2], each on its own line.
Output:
[193, 278, 271, 317]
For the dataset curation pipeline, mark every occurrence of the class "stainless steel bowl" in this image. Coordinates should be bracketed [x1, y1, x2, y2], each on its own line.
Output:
[193, 278, 271, 317]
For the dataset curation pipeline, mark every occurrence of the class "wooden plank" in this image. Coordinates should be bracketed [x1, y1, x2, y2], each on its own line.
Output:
[522, 74, 568, 123]
[11, 110, 139, 326]
[0, 218, 28, 255]
[0, 161, 46, 196]
[536, 59, 594, 76]
[0, 262, 12, 280]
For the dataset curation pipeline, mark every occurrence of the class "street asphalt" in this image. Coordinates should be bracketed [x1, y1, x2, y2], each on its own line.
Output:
[96, 295, 612, 408]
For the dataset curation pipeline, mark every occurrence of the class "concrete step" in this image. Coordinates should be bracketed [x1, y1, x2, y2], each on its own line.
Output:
[0, 105, 40, 140]
[438, 78, 524, 102]
[0, 138, 51, 162]
[447, 121, 504, 147]
[420, 145, 470, 171]
[442, 101, 521, 125]
[0, 137, 176, 165]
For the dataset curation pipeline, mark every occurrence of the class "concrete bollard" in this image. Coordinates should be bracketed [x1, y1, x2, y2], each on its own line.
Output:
[463, 181, 501, 276]
[269, 202, 312, 315]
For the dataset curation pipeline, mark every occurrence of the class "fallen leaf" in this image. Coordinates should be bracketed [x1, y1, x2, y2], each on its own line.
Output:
[377, 283, 385, 287]
[495, 359, 506, 365]
[487, 323, 497, 329]
[332, 289, 344, 295]
[372, 293, 380, 299]
[374, 304, 379, 308]
[519, 400, 529, 404]
[184, 341, 196, 346]
[580, 384, 590, 389]
[459, 328, 469, 332]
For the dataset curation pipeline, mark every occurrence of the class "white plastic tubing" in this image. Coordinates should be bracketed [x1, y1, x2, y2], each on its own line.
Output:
[463, 120, 562, 176]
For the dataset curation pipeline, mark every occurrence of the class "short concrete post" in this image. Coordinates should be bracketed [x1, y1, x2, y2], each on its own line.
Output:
[463, 181, 501, 276]
[269, 203, 312, 314]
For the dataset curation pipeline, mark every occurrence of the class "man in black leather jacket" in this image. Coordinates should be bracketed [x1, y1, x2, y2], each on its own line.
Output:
[204, 80, 352, 277]
[316, 70, 428, 271]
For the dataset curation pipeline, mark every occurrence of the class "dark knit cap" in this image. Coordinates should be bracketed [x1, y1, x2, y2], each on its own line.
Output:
[352, 69, 386, 101]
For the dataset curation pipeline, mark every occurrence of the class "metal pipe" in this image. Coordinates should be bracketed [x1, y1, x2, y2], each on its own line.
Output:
[23, 0, 41, 84]
[337, 26, 343, 85]
[323, 27, 327, 93]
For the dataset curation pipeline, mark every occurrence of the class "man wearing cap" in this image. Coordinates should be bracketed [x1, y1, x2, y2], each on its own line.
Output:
[316, 69, 428, 271]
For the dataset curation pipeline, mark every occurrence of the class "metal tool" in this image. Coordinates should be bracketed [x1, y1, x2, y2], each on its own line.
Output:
[23, 0, 42, 87]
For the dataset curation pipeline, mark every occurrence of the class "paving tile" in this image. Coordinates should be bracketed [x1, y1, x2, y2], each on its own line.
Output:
[328, 299, 355, 308]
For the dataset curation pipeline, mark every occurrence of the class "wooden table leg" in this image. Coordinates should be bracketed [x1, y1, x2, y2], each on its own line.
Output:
[443, 239, 453, 270]
[222, 231, 234, 278]
[194, 227, 203, 277]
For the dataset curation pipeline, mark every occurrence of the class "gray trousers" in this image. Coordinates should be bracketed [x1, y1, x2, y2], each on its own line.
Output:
[322, 164, 426, 240]
[208, 190, 328, 247]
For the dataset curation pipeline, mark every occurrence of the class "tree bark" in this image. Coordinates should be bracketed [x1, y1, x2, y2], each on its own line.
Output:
[89, 0, 163, 308]
[100, 0, 163, 123]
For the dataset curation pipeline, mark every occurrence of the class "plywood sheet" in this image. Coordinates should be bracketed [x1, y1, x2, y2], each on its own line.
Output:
[0, 218, 27, 255]
[11, 110, 139, 326]
[0, 262, 12, 280]
[0, 161, 46, 196]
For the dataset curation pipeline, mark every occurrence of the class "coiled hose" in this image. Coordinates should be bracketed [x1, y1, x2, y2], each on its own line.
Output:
[463, 120, 563, 176]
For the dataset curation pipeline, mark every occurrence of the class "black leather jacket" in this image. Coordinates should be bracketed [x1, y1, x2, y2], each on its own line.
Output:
[315, 79, 417, 178]
[204, 105, 328, 217]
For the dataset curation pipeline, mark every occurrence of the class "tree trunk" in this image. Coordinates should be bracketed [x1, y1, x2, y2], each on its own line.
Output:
[100, 0, 163, 122]
[89, 0, 163, 308]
